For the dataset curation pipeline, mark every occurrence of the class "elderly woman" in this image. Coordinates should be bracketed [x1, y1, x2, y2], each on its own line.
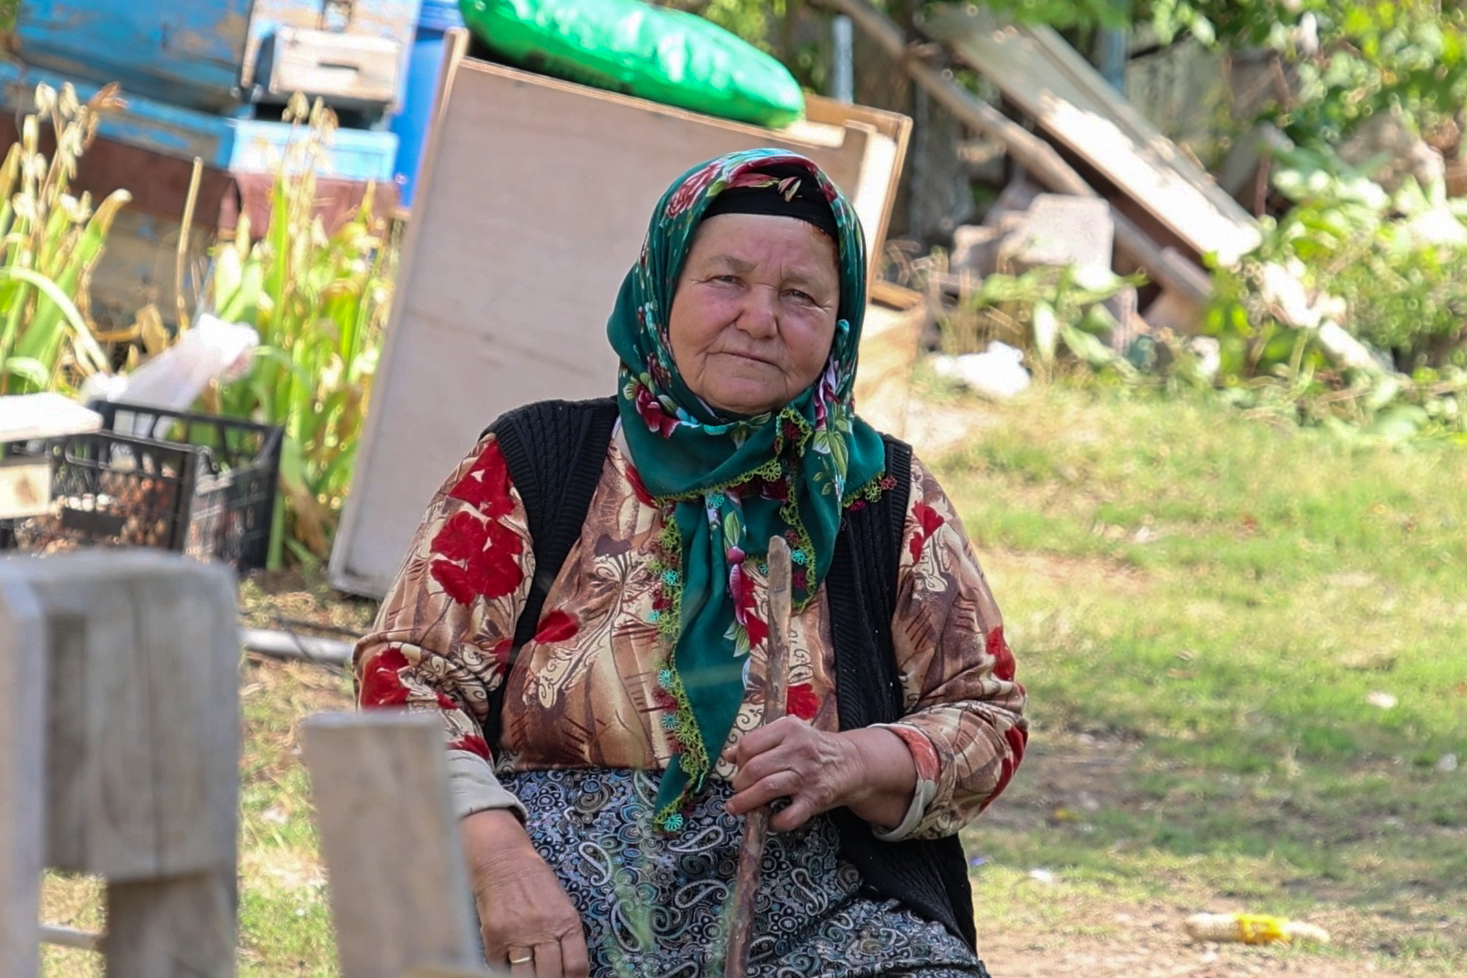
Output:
[355, 148, 1027, 978]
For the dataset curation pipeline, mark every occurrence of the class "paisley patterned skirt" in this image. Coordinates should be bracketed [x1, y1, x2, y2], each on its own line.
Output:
[500, 768, 990, 978]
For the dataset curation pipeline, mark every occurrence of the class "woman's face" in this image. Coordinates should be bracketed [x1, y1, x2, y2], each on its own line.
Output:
[667, 212, 840, 417]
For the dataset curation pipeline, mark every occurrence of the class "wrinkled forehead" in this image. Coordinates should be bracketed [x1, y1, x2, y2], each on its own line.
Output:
[682, 212, 841, 287]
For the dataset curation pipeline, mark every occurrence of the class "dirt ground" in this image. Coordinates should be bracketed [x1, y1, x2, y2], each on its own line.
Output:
[969, 735, 1453, 978]
[979, 936, 1398, 978]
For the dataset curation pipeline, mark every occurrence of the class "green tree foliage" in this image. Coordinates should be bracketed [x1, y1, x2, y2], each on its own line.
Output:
[1162, 1, 1467, 141]
[659, 0, 831, 90]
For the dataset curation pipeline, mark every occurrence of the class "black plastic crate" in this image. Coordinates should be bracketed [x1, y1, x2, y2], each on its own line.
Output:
[0, 402, 283, 569]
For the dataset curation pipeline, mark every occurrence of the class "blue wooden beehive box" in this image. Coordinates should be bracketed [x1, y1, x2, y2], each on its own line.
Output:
[13, 0, 423, 115]
[0, 61, 399, 182]
[14, 0, 254, 112]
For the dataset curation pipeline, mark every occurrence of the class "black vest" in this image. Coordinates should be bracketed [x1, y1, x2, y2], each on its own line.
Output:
[486, 398, 977, 950]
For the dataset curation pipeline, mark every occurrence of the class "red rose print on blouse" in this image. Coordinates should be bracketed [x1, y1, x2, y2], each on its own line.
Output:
[492, 638, 513, 673]
[449, 734, 492, 760]
[908, 501, 946, 562]
[786, 683, 819, 721]
[987, 625, 1016, 683]
[360, 644, 412, 708]
[430, 510, 525, 605]
[887, 725, 941, 785]
[729, 560, 769, 648]
[449, 440, 515, 518]
[985, 724, 1029, 809]
[534, 609, 580, 645]
[626, 461, 657, 506]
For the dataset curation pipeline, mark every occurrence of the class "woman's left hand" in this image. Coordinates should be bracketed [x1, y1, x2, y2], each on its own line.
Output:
[723, 717, 917, 832]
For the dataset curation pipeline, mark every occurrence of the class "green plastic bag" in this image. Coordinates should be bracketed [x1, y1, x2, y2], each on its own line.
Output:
[459, 0, 805, 128]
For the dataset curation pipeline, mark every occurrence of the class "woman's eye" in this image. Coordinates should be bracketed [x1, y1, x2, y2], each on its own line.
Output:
[785, 289, 815, 304]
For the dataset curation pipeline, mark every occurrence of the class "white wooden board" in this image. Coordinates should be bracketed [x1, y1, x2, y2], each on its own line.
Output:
[855, 282, 928, 440]
[330, 51, 911, 597]
[924, 7, 1260, 266]
[0, 393, 101, 442]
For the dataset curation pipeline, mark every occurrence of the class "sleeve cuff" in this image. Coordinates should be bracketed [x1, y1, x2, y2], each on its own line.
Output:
[870, 771, 937, 841]
[868, 723, 941, 842]
[447, 749, 527, 823]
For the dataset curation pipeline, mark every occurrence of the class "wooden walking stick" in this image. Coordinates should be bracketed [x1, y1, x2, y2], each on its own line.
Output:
[723, 536, 793, 978]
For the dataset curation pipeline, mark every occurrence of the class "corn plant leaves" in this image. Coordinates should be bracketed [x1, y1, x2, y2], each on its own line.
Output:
[209, 113, 395, 565]
[2, 356, 48, 387]
[1, 264, 108, 375]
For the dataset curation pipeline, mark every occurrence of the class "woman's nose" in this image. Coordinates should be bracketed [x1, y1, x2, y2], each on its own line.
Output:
[737, 286, 779, 338]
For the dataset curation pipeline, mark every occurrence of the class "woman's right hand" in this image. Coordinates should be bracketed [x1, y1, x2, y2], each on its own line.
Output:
[462, 808, 590, 977]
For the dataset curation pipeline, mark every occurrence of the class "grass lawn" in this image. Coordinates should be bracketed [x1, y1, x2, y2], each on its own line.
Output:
[39, 381, 1467, 976]
[927, 381, 1467, 975]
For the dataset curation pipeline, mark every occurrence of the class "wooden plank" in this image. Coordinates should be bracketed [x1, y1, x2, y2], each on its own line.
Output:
[824, 0, 1090, 199]
[267, 28, 402, 105]
[0, 578, 45, 978]
[0, 552, 240, 882]
[329, 56, 911, 598]
[922, 6, 1261, 265]
[85, 207, 215, 331]
[104, 868, 236, 977]
[805, 94, 913, 271]
[856, 286, 928, 439]
[303, 711, 483, 978]
[822, 0, 1212, 306]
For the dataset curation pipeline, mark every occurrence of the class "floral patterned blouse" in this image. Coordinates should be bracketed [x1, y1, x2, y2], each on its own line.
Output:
[354, 427, 1027, 841]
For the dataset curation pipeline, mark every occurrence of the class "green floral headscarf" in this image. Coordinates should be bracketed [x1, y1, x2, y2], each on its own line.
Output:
[608, 148, 888, 829]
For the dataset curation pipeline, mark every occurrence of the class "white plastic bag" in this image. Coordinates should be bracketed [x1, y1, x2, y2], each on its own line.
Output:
[82, 314, 259, 430]
[930, 343, 1032, 400]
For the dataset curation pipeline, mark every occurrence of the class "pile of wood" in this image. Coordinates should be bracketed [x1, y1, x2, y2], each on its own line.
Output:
[826, 0, 1262, 340]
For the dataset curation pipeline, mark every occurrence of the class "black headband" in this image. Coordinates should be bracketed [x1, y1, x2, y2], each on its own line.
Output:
[700, 164, 840, 241]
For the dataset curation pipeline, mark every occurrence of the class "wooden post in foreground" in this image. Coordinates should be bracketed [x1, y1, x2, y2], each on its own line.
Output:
[0, 551, 241, 977]
[303, 711, 490, 978]
[0, 577, 45, 978]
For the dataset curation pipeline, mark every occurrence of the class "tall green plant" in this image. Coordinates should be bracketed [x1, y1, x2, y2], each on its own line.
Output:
[901, 247, 1139, 378]
[211, 94, 396, 567]
[0, 82, 128, 394]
